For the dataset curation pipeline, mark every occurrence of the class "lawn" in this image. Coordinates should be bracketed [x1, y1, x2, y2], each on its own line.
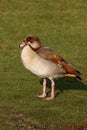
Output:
[0, 0, 87, 129]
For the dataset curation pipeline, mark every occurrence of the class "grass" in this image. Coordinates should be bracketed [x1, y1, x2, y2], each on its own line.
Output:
[0, 0, 87, 129]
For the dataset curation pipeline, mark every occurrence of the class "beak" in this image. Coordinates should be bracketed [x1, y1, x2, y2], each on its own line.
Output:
[19, 42, 26, 48]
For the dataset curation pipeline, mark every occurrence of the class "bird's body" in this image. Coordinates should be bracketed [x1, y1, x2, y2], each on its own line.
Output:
[21, 45, 66, 79]
[20, 35, 81, 100]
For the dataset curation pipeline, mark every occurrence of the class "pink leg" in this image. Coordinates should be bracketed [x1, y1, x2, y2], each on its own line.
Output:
[45, 79, 55, 100]
[38, 79, 47, 98]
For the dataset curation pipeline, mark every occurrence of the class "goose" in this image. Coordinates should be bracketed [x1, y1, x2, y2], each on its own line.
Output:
[20, 36, 81, 100]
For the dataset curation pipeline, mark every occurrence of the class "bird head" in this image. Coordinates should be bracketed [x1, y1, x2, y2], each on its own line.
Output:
[20, 36, 41, 51]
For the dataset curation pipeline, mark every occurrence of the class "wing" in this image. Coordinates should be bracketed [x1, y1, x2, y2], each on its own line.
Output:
[36, 47, 80, 76]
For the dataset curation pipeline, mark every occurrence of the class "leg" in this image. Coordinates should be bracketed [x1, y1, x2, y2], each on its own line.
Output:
[45, 79, 55, 100]
[38, 79, 47, 98]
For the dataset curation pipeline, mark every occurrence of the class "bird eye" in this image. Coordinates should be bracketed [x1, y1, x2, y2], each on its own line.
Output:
[30, 40, 33, 43]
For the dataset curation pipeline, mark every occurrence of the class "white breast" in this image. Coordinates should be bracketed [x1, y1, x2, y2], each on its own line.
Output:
[21, 46, 66, 78]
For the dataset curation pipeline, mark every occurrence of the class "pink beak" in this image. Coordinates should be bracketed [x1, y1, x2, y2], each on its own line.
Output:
[19, 42, 26, 48]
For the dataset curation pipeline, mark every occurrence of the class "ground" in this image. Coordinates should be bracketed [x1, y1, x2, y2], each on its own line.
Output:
[0, 0, 87, 129]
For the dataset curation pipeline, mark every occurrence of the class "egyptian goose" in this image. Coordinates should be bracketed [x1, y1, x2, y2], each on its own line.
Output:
[20, 36, 81, 100]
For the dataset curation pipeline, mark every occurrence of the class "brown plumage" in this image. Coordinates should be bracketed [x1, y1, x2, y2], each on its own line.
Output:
[20, 35, 81, 100]
[36, 46, 81, 79]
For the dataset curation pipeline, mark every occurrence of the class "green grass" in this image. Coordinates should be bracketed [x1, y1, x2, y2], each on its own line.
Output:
[0, 0, 87, 129]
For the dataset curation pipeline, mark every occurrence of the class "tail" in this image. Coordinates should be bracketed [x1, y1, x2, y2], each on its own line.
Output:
[76, 74, 82, 80]
[75, 70, 82, 80]
[64, 73, 81, 80]
[62, 63, 82, 80]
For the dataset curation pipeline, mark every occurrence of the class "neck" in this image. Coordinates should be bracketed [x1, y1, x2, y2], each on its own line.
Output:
[22, 45, 35, 58]
[29, 45, 41, 51]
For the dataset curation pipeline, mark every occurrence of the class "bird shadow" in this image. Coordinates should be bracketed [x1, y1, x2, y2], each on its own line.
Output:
[39, 78, 87, 97]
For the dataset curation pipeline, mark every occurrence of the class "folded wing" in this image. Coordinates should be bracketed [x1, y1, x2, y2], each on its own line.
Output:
[36, 47, 81, 79]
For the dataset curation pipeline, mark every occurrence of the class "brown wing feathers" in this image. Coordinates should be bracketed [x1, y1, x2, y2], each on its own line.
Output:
[37, 47, 81, 80]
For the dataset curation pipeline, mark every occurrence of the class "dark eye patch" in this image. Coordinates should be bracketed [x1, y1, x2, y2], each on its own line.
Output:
[30, 40, 33, 43]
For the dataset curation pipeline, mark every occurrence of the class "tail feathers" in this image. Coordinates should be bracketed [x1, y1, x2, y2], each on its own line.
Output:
[76, 70, 81, 74]
[76, 70, 82, 80]
[76, 75, 82, 80]
[62, 62, 82, 80]
[65, 74, 82, 80]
